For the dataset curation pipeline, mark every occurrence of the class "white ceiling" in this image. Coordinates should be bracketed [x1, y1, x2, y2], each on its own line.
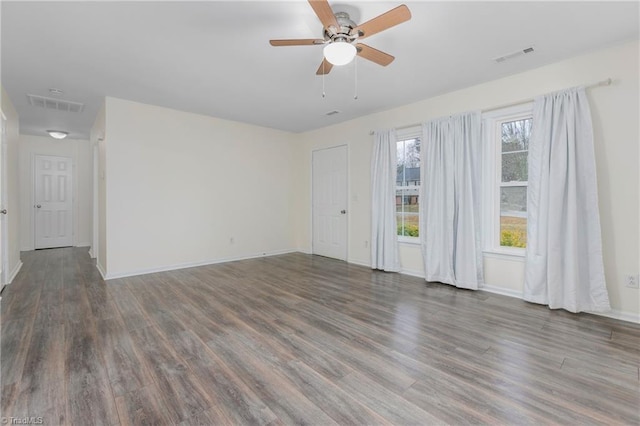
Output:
[2, 1, 638, 139]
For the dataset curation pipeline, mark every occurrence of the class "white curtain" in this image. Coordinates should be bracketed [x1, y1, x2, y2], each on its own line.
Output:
[371, 129, 401, 272]
[524, 87, 610, 313]
[420, 112, 484, 289]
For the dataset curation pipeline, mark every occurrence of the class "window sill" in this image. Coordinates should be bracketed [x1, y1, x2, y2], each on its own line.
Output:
[483, 249, 526, 262]
[398, 237, 420, 246]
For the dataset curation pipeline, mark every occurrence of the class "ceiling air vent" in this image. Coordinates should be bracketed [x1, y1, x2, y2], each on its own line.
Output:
[27, 94, 84, 113]
[494, 46, 535, 63]
[326, 110, 340, 116]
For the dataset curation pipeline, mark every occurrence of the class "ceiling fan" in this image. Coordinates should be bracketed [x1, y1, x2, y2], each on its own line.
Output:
[270, 0, 411, 75]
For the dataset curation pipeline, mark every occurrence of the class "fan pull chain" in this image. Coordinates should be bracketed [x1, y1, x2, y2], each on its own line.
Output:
[354, 55, 358, 100]
[322, 61, 326, 98]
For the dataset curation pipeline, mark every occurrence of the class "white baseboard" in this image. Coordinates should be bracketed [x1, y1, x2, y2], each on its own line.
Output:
[344, 258, 639, 325]
[481, 284, 639, 324]
[96, 261, 107, 280]
[346, 258, 369, 268]
[480, 284, 522, 299]
[5, 260, 23, 285]
[399, 267, 425, 278]
[587, 309, 640, 324]
[104, 249, 298, 280]
[76, 242, 91, 248]
[297, 247, 312, 255]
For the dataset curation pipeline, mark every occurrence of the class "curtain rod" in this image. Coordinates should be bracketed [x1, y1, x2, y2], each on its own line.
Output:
[369, 77, 613, 135]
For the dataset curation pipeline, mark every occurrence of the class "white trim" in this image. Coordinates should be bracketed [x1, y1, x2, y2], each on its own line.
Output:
[480, 284, 639, 324]
[480, 284, 522, 299]
[347, 257, 369, 268]
[482, 251, 525, 262]
[91, 142, 99, 260]
[398, 237, 420, 245]
[96, 261, 107, 280]
[102, 249, 298, 280]
[399, 267, 425, 279]
[297, 247, 312, 255]
[395, 125, 422, 141]
[587, 309, 640, 324]
[0, 113, 8, 285]
[76, 242, 91, 248]
[5, 260, 23, 285]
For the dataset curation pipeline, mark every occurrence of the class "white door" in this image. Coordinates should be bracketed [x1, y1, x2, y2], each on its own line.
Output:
[34, 155, 73, 249]
[0, 110, 7, 286]
[312, 145, 348, 260]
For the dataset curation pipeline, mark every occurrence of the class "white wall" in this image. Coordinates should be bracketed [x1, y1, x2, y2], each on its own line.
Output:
[1, 86, 21, 283]
[91, 102, 106, 274]
[102, 97, 297, 278]
[18, 135, 93, 250]
[294, 40, 639, 321]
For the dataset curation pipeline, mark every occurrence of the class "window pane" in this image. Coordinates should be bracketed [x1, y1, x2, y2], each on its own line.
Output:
[397, 138, 421, 186]
[501, 119, 531, 152]
[502, 151, 528, 182]
[500, 186, 527, 247]
[501, 118, 530, 182]
[396, 189, 419, 237]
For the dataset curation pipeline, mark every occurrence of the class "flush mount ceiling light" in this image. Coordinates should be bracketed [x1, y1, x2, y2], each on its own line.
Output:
[323, 40, 357, 66]
[47, 130, 68, 139]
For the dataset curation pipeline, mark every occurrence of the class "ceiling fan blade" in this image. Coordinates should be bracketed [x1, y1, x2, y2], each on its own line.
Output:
[270, 39, 325, 46]
[316, 58, 333, 75]
[356, 43, 395, 66]
[308, 0, 339, 31]
[352, 4, 411, 39]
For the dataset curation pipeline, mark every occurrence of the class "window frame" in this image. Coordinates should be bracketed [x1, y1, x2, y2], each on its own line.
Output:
[395, 126, 423, 244]
[482, 103, 533, 256]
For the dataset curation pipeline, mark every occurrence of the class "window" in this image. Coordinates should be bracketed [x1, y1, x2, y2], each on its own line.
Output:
[499, 118, 530, 248]
[483, 104, 532, 253]
[396, 130, 421, 240]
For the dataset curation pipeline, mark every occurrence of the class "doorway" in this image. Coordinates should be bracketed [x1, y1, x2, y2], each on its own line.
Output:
[0, 110, 8, 287]
[312, 145, 348, 261]
[34, 155, 73, 249]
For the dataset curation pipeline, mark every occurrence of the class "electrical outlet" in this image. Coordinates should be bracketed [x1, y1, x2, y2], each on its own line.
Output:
[625, 274, 639, 289]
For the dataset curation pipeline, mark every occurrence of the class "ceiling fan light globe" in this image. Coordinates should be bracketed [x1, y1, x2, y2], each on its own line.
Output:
[323, 42, 356, 66]
[47, 130, 68, 139]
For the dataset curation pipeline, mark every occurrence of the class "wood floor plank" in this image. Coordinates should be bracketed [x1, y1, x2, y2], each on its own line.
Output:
[283, 359, 392, 425]
[65, 321, 119, 426]
[337, 371, 442, 425]
[169, 330, 279, 425]
[115, 384, 173, 426]
[127, 325, 212, 423]
[2, 248, 638, 425]
[95, 317, 155, 397]
[207, 332, 338, 425]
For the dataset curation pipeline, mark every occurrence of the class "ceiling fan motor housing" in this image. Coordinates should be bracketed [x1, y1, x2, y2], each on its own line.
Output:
[324, 12, 358, 42]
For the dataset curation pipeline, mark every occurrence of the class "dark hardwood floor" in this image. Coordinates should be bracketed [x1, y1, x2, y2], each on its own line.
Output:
[1, 247, 639, 425]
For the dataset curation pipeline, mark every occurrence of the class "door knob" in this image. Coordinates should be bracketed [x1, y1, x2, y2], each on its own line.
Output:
[340, 210, 346, 214]
[36, 204, 41, 208]
[0, 209, 6, 215]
